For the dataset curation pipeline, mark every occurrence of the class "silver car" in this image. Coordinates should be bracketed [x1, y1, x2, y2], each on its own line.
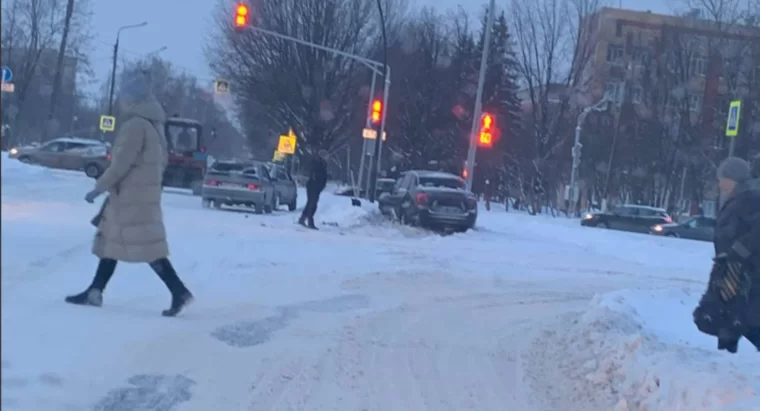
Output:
[201, 161, 277, 213]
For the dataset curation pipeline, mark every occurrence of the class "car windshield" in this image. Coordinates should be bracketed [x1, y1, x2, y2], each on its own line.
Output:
[419, 177, 464, 189]
[166, 124, 199, 151]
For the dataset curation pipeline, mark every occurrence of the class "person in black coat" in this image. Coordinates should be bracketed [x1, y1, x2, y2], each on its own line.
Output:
[694, 157, 760, 353]
[299, 149, 329, 229]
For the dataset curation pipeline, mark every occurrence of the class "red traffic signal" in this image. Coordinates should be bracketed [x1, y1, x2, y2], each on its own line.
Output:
[478, 112, 494, 147]
[234, 3, 249, 29]
[371, 99, 383, 124]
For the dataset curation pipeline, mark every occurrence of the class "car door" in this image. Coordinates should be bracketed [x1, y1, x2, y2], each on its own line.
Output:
[60, 142, 92, 170]
[34, 141, 66, 168]
[607, 206, 634, 230]
[275, 167, 296, 204]
[259, 165, 276, 201]
[399, 174, 418, 217]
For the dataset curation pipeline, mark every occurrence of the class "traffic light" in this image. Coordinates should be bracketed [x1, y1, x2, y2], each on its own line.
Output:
[371, 99, 382, 124]
[478, 112, 494, 147]
[234, 3, 249, 29]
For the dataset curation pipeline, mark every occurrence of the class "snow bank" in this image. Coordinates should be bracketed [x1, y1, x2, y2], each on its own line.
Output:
[1, 153, 53, 183]
[564, 288, 760, 410]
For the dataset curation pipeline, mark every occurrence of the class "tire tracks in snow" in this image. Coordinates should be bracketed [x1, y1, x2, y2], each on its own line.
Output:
[240, 290, 589, 410]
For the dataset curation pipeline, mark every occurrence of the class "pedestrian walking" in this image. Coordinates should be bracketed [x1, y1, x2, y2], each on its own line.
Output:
[298, 149, 329, 229]
[694, 157, 760, 352]
[65, 72, 194, 317]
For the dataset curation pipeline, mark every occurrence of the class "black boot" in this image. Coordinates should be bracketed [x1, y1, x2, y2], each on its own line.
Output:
[64, 288, 103, 307]
[298, 215, 308, 227]
[307, 217, 318, 230]
[64, 258, 117, 307]
[150, 258, 194, 317]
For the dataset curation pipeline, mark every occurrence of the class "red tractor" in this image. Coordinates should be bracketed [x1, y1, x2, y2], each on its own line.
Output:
[163, 116, 214, 194]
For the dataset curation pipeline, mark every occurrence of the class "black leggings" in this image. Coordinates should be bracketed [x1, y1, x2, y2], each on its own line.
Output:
[301, 188, 322, 220]
[90, 258, 188, 296]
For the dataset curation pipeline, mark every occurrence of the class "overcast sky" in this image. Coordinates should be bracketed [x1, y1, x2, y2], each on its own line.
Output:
[88, 0, 677, 97]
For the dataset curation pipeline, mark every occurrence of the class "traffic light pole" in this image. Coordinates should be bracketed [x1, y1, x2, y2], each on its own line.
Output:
[357, 71, 377, 196]
[245, 26, 384, 77]
[464, 0, 495, 190]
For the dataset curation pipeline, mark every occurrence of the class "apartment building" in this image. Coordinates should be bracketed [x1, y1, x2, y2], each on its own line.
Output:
[581, 8, 758, 140]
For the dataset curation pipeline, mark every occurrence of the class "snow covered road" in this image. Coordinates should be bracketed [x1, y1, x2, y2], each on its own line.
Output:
[2, 157, 756, 410]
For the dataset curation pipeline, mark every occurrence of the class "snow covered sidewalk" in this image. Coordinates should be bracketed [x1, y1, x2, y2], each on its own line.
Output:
[551, 287, 760, 410]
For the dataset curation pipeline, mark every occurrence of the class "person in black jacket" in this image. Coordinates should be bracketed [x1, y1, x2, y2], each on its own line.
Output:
[298, 149, 329, 229]
[694, 157, 760, 353]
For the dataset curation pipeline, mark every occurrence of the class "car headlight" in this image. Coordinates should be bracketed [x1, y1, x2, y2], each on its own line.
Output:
[9, 148, 17, 154]
[652, 225, 663, 232]
[583, 213, 593, 220]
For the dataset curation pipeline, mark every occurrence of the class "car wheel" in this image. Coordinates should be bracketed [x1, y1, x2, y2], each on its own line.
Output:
[18, 156, 30, 163]
[596, 222, 609, 229]
[288, 198, 297, 211]
[85, 163, 102, 178]
[666, 232, 679, 238]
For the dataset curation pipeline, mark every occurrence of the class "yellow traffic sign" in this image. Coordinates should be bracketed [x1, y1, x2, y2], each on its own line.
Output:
[277, 128, 297, 154]
[99, 115, 116, 132]
[725, 100, 741, 137]
[362, 127, 387, 140]
[214, 79, 230, 94]
[272, 151, 286, 162]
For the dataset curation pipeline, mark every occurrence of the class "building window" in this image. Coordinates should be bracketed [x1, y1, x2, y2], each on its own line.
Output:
[690, 55, 707, 76]
[605, 82, 623, 102]
[606, 44, 624, 64]
[631, 85, 643, 104]
[632, 48, 650, 65]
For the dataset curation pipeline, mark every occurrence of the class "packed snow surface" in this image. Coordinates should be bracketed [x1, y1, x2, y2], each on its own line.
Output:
[1, 154, 758, 410]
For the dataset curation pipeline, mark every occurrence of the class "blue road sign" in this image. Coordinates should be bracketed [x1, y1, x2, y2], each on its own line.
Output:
[1, 66, 12, 83]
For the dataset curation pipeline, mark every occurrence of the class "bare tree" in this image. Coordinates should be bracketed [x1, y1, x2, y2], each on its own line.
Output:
[509, 0, 602, 199]
[206, 0, 377, 156]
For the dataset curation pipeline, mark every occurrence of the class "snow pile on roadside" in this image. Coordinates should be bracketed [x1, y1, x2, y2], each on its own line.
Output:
[562, 288, 760, 410]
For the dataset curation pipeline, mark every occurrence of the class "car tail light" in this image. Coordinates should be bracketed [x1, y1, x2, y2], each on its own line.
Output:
[664, 216, 673, 223]
[106, 153, 111, 161]
[247, 183, 261, 191]
[466, 198, 477, 209]
[415, 193, 428, 206]
[206, 179, 218, 186]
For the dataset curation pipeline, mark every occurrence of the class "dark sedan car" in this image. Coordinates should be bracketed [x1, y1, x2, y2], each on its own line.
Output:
[378, 170, 477, 232]
[581, 204, 672, 233]
[650, 216, 715, 241]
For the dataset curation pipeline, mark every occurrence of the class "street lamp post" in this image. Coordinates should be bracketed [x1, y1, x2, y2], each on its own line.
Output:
[464, 0, 496, 190]
[107, 21, 148, 116]
[357, 71, 377, 196]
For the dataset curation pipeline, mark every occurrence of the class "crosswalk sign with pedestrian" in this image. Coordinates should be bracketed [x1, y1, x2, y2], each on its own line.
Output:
[99, 115, 116, 132]
[725, 100, 741, 137]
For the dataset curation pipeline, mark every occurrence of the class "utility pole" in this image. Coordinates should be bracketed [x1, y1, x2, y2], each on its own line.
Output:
[367, 0, 389, 203]
[465, 0, 496, 190]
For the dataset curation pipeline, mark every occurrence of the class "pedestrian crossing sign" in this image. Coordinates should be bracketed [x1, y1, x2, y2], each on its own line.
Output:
[725, 100, 741, 137]
[277, 128, 297, 154]
[99, 115, 116, 132]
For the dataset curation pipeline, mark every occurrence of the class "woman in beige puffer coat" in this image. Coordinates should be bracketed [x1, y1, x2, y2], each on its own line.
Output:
[65, 71, 194, 317]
